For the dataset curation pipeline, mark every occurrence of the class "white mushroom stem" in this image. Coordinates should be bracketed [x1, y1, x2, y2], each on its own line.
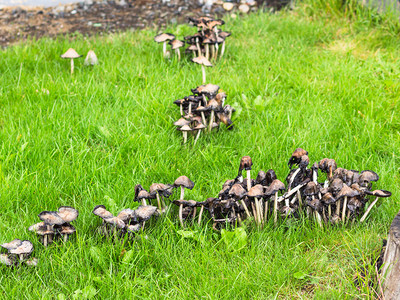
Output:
[342, 196, 347, 222]
[288, 168, 301, 191]
[214, 44, 219, 60]
[198, 205, 204, 225]
[360, 197, 380, 222]
[251, 202, 258, 222]
[182, 131, 188, 144]
[192, 207, 197, 219]
[336, 200, 341, 216]
[329, 166, 333, 179]
[196, 38, 201, 56]
[19, 254, 24, 261]
[175, 48, 181, 61]
[240, 199, 251, 218]
[63, 234, 68, 242]
[163, 42, 167, 57]
[208, 110, 214, 133]
[43, 235, 48, 247]
[246, 169, 252, 192]
[194, 129, 202, 145]
[188, 102, 192, 114]
[180, 104, 183, 116]
[274, 192, 278, 225]
[297, 190, 303, 207]
[264, 200, 269, 221]
[313, 169, 318, 183]
[328, 204, 332, 218]
[202, 95, 207, 106]
[180, 186, 185, 200]
[179, 204, 184, 227]
[70, 59, 74, 74]
[220, 41, 226, 58]
[201, 111, 207, 125]
[211, 46, 215, 61]
[202, 65, 206, 84]
[205, 44, 210, 60]
[156, 192, 162, 213]
[142, 199, 147, 206]
[324, 180, 329, 188]
[255, 198, 261, 225]
[315, 211, 323, 228]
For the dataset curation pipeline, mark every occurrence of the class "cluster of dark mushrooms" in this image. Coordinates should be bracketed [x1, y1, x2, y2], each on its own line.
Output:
[173, 84, 235, 144]
[29, 206, 79, 246]
[92, 205, 159, 237]
[154, 16, 230, 61]
[1, 239, 37, 267]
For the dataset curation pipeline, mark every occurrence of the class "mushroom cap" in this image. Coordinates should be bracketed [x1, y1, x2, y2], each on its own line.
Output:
[192, 56, 213, 67]
[264, 179, 285, 196]
[186, 44, 199, 51]
[347, 197, 363, 212]
[207, 19, 225, 29]
[178, 125, 192, 132]
[61, 48, 81, 59]
[154, 33, 175, 43]
[25, 257, 39, 267]
[173, 199, 198, 207]
[218, 31, 231, 39]
[288, 148, 308, 168]
[298, 155, 309, 168]
[1, 239, 22, 251]
[193, 123, 206, 130]
[365, 189, 392, 198]
[229, 184, 247, 199]
[359, 170, 379, 185]
[207, 99, 221, 111]
[126, 224, 141, 233]
[239, 156, 253, 171]
[92, 205, 114, 219]
[137, 189, 154, 200]
[307, 198, 322, 211]
[134, 205, 158, 222]
[195, 84, 220, 95]
[304, 182, 319, 196]
[58, 224, 76, 235]
[117, 209, 136, 222]
[9, 240, 34, 256]
[38, 211, 65, 225]
[0, 254, 14, 266]
[321, 192, 336, 204]
[149, 183, 174, 197]
[174, 176, 195, 190]
[329, 178, 344, 195]
[256, 171, 266, 185]
[174, 118, 191, 127]
[266, 169, 277, 185]
[58, 206, 79, 223]
[195, 106, 211, 113]
[336, 185, 360, 199]
[28, 222, 47, 234]
[103, 216, 126, 229]
[169, 39, 185, 49]
[84, 50, 98, 66]
[247, 184, 264, 198]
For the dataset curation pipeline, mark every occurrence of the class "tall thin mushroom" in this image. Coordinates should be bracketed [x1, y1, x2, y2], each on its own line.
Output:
[61, 48, 82, 75]
[192, 56, 213, 84]
[154, 33, 175, 57]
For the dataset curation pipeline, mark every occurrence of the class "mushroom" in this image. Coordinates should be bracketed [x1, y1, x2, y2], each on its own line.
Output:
[92, 205, 113, 219]
[117, 208, 136, 224]
[28, 222, 48, 245]
[174, 176, 195, 224]
[57, 206, 79, 223]
[288, 148, 308, 169]
[0, 254, 14, 266]
[178, 125, 192, 144]
[134, 205, 158, 223]
[206, 99, 221, 133]
[1, 239, 22, 251]
[9, 240, 33, 262]
[360, 190, 392, 222]
[239, 156, 253, 191]
[336, 185, 360, 222]
[194, 106, 210, 126]
[57, 224, 76, 242]
[218, 31, 231, 57]
[359, 170, 379, 188]
[169, 40, 185, 61]
[321, 192, 335, 218]
[186, 44, 199, 58]
[137, 189, 154, 206]
[38, 211, 65, 246]
[149, 183, 174, 211]
[103, 216, 126, 230]
[60, 48, 82, 74]
[247, 184, 264, 226]
[228, 183, 250, 218]
[154, 33, 175, 57]
[193, 123, 206, 144]
[265, 179, 285, 225]
[84, 50, 98, 66]
[192, 56, 213, 84]
[25, 257, 39, 267]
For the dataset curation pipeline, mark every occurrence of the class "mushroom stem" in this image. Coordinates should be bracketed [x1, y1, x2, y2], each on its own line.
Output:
[142, 199, 147, 206]
[201, 111, 207, 125]
[240, 200, 251, 218]
[43, 235, 48, 247]
[360, 197, 380, 223]
[211, 46, 215, 61]
[205, 44, 210, 60]
[194, 129, 202, 145]
[246, 169, 252, 192]
[179, 204, 184, 227]
[315, 211, 323, 228]
[198, 205, 204, 225]
[274, 192, 278, 225]
[63, 234, 68, 242]
[341, 196, 347, 222]
[70, 59, 74, 74]
[188, 102, 192, 114]
[192, 207, 197, 219]
[214, 44, 219, 60]
[329, 166, 333, 179]
[180, 104, 183, 116]
[264, 200, 269, 221]
[163, 42, 167, 57]
[208, 110, 214, 133]
[196, 38, 201, 56]
[255, 198, 261, 225]
[202, 65, 206, 84]
[251, 202, 257, 222]
[297, 190, 303, 208]
[336, 200, 341, 216]
[221, 41, 226, 58]
[19, 254, 24, 261]
[176, 48, 181, 61]
[328, 204, 332, 218]
[288, 168, 301, 191]
[156, 192, 162, 213]
[180, 186, 185, 200]
[182, 131, 188, 144]
[202, 95, 207, 106]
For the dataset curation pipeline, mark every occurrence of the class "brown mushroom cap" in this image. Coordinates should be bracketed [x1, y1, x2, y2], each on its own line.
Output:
[137, 189, 154, 200]
[134, 205, 158, 222]
[174, 176, 195, 190]
[329, 178, 344, 195]
[174, 118, 191, 127]
[61, 48, 81, 59]
[154, 33, 175, 43]
[1, 239, 22, 251]
[336, 185, 360, 199]
[247, 184, 264, 198]
[178, 125, 192, 132]
[38, 211, 65, 225]
[193, 123, 207, 130]
[58, 206, 79, 223]
[359, 170, 379, 185]
[192, 56, 213, 67]
[304, 182, 319, 197]
[103, 216, 125, 229]
[58, 224, 76, 235]
[195, 84, 220, 95]
[288, 148, 308, 168]
[0, 254, 14, 266]
[229, 184, 247, 199]
[321, 192, 336, 204]
[347, 197, 363, 212]
[239, 156, 253, 171]
[256, 171, 267, 185]
[169, 40, 185, 50]
[218, 31, 231, 39]
[9, 240, 34, 256]
[92, 205, 114, 219]
[126, 224, 141, 233]
[264, 179, 285, 196]
[117, 209, 136, 222]
[28, 222, 47, 234]
[365, 189, 392, 198]
[149, 183, 174, 197]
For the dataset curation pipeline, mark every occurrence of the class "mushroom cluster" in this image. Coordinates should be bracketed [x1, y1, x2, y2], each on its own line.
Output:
[28, 206, 79, 246]
[0, 239, 37, 267]
[173, 84, 235, 144]
[92, 204, 159, 236]
[134, 183, 175, 213]
[282, 148, 392, 226]
[154, 16, 230, 62]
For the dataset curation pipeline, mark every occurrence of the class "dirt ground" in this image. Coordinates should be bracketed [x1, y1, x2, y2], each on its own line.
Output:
[0, 0, 290, 47]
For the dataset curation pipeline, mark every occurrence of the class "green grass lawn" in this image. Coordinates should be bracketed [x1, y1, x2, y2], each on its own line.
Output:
[1, 2, 400, 298]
